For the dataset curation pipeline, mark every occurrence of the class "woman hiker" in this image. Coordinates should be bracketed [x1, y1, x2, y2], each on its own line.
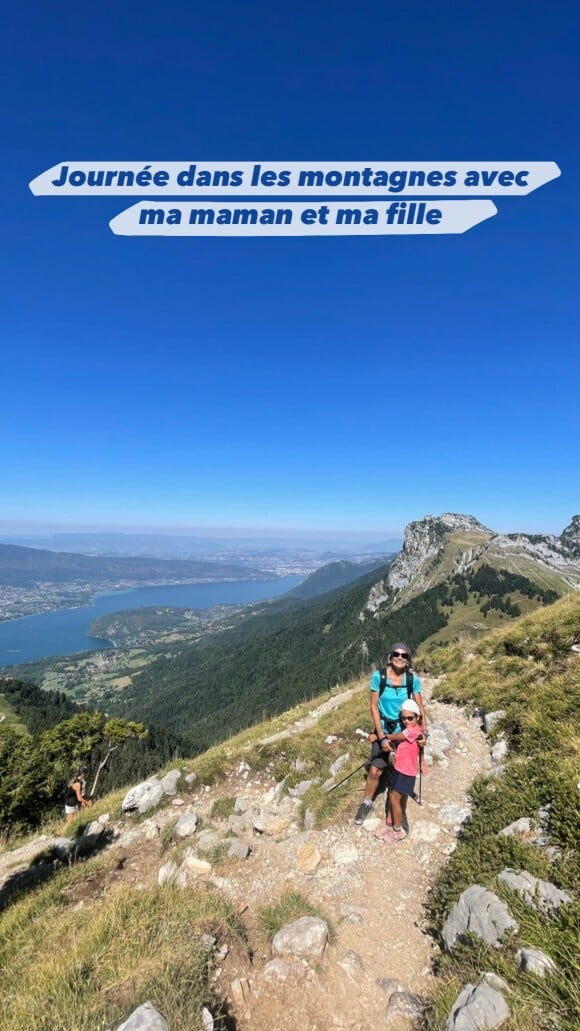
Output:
[64, 766, 93, 822]
[354, 642, 427, 825]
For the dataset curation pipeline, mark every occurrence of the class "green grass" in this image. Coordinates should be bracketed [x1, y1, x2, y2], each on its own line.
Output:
[0, 867, 247, 1031]
[210, 795, 236, 820]
[425, 593, 580, 1031]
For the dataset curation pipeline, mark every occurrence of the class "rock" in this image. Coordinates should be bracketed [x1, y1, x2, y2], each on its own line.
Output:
[228, 840, 251, 860]
[196, 830, 221, 853]
[445, 984, 510, 1030]
[157, 861, 178, 886]
[97, 812, 110, 825]
[377, 978, 404, 1000]
[262, 780, 286, 805]
[339, 903, 364, 924]
[184, 772, 197, 784]
[322, 777, 336, 791]
[293, 758, 308, 772]
[83, 820, 105, 838]
[339, 950, 364, 976]
[497, 868, 572, 911]
[200, 1007, 214, 1030]
[484, 765, 506, 780]
[234, 796, 252, 813]
[140, 819, 161, 842]
[442, 886, 518, 951]
[484, 711, 506, 734]
[272, 916, 328, 963]
[288, 780, 314, 798]
[160, 769, 182, 795]
[230, 977, 251, 1007]
[490, 739, 508, 763]
[516, 948, 556, 977]
[481, 973, 511, 994]
[411, 821, 442, 842]
[121, 778, 163, 815]
[439, 804, 471, 828]
[171, 798, 185, 806]
[264, 818, 292, 837]
[324, 734, 338, 744]
[183, 854, 212, 877]
[115, 1001, 169, 1030]
[174, 811, 198, 838]
[329, 753, 350, 776]
[331, 843, 359, 865]
[498, 818, 533, 838]
[262, 959, 290, 982]
[303, 809, 316, 831]
[228, 812, 254, 838]
[297, 843, 322, 873]
[386, 992, 425, 1026]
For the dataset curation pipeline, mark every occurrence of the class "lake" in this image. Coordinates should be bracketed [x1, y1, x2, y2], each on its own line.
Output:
[0, 576, 303, 667]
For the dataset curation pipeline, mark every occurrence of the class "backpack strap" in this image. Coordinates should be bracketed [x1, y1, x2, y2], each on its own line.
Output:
[378, 667, 415, 700]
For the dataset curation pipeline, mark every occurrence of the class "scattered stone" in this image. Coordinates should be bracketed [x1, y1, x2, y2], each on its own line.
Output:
[184, 772, 197, 784]
[361, 816, 381, 833]
[322, 777, 336, 791]
[160, 769, 182, 795]
[230, 977, 251, 1007]
[252, 810, 277, 834]
[297, 843, 322, 873]
[324, 735, 338, 744]
[497, 868, 572, 912]
[200, 933, 217, 948]
[339, 903, 364, 924]
[329, 753, 350, 776]
[171, 798, 185, 806]
[196, 830, 221, 853]
[121, 778, 164, 815]
[265, 818, 292, 837]
[157, 862, 178, 886]
[439, 804, 471, 828]
[331, 843, 359, 865]
[339, 950, 364, 976]
[262, 781, 286, 805]
[385, 991, 425, 1026]
[445, 983, 510, 1031]
[376, 977, 404, 1000]
[115, 1001, 169, 1030]
[490, 739, 508, 763]
[174, 811, 198, 838]
[293, 758, 308, 772]
[484, 711, 506, 734]
[183, 854, 212, 877]
[262, 959, 290, 982]
[288, 780, 314, 798]
[83, 820, 105, 838]
[200, 1007, 214, 1030]
[228, 812, 254, 838]
[481, 972, 511, 994]
[516, 948, 556, 977]
[97, 812, 110, 824]
[234, 796, 252, 813]
[140, 819, 161, 842]
[228, 840, 251, 860]
[442, 885, 518, 951]
[498, 818, 533, 838]
[272, 917, 328, 963]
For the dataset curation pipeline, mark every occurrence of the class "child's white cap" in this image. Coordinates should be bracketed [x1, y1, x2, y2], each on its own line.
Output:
[400, 698, 420, 716]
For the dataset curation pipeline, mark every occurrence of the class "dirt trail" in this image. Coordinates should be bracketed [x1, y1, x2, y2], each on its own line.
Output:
[205, 678, 492, 1030]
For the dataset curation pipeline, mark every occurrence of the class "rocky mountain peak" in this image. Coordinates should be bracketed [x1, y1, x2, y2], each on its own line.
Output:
[386, 512, 490, 591]
[561, 515, 580, 542]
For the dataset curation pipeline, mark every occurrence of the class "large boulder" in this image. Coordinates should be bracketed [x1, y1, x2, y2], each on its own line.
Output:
[160, 769, 182, 795]
[442, 886, 518, 951]
[122, 778, 164, 815]
[272, 916, 328, 963]
[445, 984, 510, 1030]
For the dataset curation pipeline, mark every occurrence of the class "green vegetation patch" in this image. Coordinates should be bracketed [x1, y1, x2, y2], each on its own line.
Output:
[426, 594, 580, 1030]
[0, 871, 246, 1031]
[257, 890, 334, 943]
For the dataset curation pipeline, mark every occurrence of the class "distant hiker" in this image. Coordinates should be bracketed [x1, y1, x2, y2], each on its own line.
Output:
[374, 698, 425, 843]
[354, 642, 426, 825]
[64, 767, 92, 822]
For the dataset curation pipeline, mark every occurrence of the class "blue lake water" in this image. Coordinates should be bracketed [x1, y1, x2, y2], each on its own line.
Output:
[0, 576, 303, 667]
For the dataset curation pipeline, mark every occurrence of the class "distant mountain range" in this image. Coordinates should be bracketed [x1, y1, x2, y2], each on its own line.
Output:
[0, 543, 271, 587]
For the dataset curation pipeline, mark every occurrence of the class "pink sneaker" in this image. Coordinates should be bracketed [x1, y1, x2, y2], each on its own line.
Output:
[374, 820, 393, 840]
[390, 828, 407, 844]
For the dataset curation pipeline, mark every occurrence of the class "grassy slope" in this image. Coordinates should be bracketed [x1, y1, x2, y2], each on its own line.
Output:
[421, 594, 580, 1031]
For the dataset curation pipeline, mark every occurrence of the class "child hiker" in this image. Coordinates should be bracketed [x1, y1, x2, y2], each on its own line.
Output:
[374, 698, 426, 843]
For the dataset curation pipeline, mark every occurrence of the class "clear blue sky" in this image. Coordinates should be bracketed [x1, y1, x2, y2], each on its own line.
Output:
[2, 1, 578, 538]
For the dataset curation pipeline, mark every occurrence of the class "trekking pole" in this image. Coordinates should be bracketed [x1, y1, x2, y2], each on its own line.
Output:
[413, 747, 424, 805]
[324, 758, 370, 794]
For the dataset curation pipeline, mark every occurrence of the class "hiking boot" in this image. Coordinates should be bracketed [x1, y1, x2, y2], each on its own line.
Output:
[354, 801, 372, 825]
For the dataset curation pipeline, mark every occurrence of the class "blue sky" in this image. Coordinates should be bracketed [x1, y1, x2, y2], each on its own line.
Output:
[2, 1, 578, 538]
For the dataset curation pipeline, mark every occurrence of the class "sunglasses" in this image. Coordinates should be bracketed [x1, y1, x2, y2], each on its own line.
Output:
[400, 714, 417, 721]
[391, 651, 409, 659]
